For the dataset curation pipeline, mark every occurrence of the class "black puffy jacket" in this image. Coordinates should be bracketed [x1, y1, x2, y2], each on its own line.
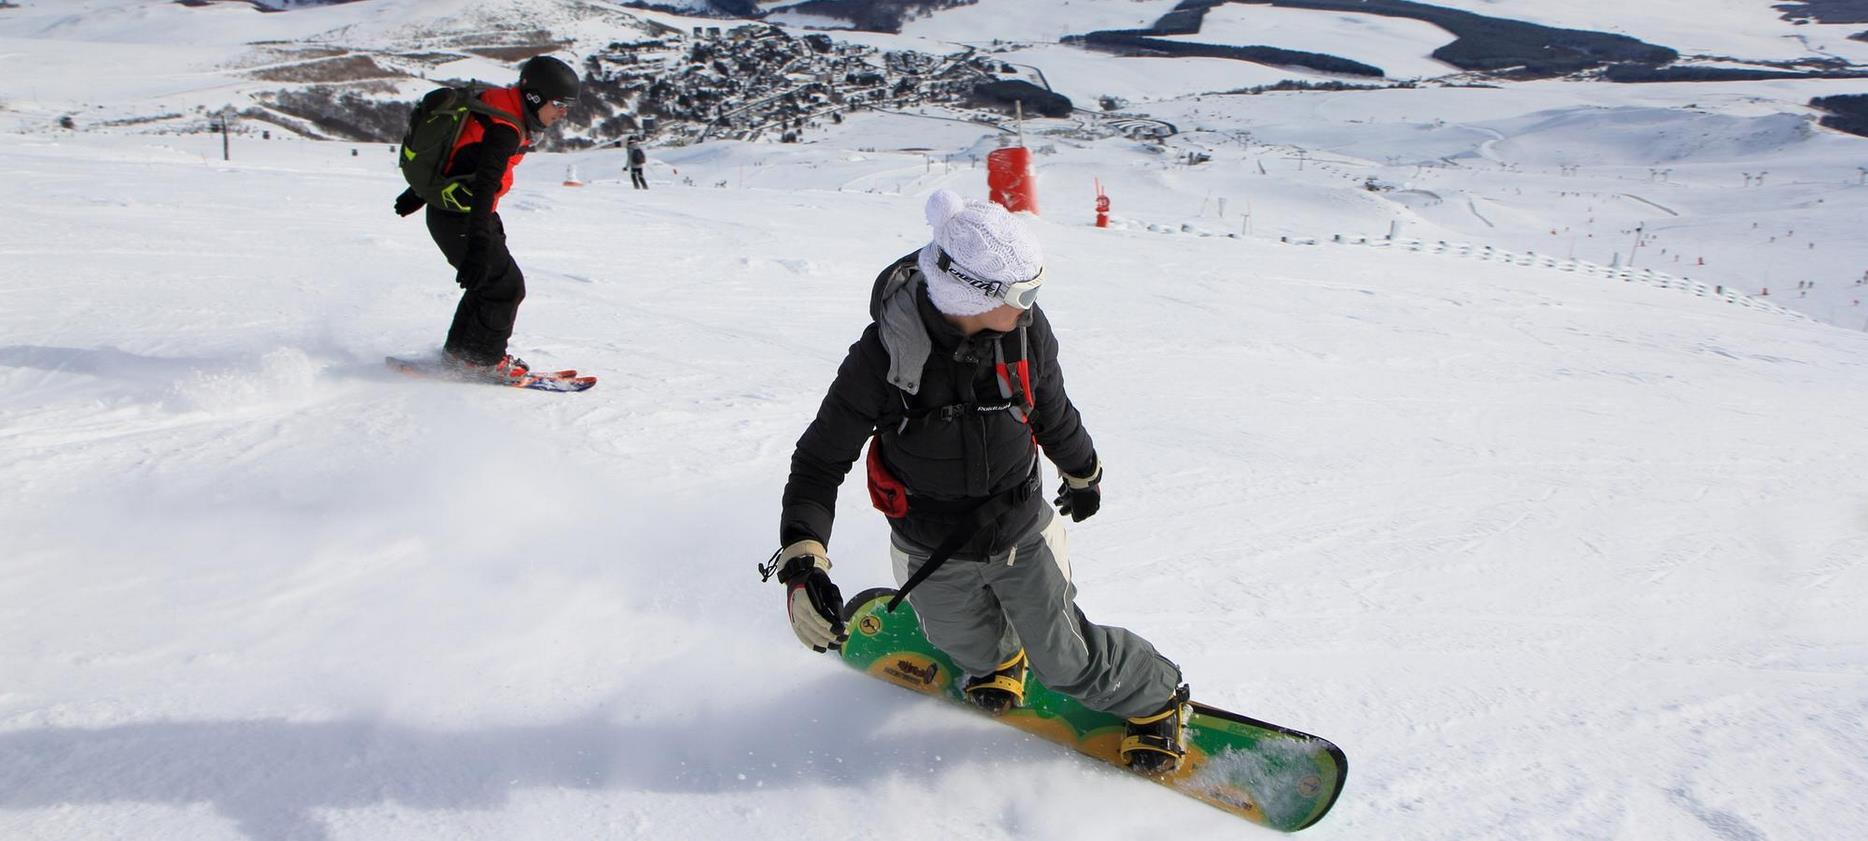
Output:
[780, 253, 1098, 557]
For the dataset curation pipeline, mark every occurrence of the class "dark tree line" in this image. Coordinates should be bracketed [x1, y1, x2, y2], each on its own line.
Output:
[1772, 1, 1868, 25]
[1811, 93, 1868, 137]
[1067, 29, 1385, 77]
[1258, 0, 1678, 77]
[1071, 0, 1678, 80]
[1605, 64, 1867, 83]
[969, 80, 1072, 117]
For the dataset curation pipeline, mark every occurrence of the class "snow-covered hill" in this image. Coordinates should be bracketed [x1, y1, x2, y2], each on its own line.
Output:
[3, 3, 1868, 840]
[4, 0, 1866, 324]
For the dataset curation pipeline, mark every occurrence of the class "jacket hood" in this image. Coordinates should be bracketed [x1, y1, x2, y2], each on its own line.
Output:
[872, 253, 933, 395]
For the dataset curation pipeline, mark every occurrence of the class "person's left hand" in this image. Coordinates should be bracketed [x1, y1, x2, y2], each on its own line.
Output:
[455, 238, 488, 290]
[1055, 459, 1103, 523]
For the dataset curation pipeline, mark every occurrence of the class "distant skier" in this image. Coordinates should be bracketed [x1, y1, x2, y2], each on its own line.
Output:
[626, 138, 649, 190]
[392, 55, 580, 382]
[767, 189, 1190, 773]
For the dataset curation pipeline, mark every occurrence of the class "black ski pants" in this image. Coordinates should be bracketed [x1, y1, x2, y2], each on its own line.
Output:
[630, 167, 648, 190]
[425, 207, 525, 365]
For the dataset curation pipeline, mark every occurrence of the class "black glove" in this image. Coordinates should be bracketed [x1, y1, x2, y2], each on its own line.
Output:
[1054, 459, 1103, 523]
[455, 238, 488, 290]
[773, 540, 846, 652]
[393, 188, 425, 217]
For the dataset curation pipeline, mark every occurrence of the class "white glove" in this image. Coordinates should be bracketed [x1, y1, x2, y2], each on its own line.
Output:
[774, 539, 847, 653]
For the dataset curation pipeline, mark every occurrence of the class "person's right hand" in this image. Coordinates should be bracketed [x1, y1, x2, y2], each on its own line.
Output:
[393, 189, 425, 217]
[775, 540, 846, 653]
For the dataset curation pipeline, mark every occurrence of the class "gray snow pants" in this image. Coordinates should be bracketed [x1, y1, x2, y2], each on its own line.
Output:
[889, 509, 1182, 719]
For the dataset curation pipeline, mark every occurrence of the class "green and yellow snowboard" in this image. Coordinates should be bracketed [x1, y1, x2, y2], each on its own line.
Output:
[838, 587, 1347, 832]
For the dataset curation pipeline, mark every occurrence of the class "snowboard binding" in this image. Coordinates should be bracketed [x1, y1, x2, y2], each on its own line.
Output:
[962, 649, 1028, 716]
[1121, 684, 1192, 775]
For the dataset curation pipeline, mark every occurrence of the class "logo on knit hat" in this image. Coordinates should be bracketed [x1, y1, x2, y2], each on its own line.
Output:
[935, 248, 1044, 310]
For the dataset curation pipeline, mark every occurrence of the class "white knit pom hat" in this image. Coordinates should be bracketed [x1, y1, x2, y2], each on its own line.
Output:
[917, 189, 1044, 316]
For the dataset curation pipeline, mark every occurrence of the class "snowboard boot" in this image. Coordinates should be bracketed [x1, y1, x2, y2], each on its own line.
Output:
[1121, 684, 1191, 775]
[962, 649, 1028, 716]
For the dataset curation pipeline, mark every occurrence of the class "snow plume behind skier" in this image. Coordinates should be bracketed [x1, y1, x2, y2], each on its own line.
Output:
[767, 188, 1192, 774]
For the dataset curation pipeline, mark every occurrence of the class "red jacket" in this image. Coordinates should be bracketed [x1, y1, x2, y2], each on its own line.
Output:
[445, 86, 531, 213]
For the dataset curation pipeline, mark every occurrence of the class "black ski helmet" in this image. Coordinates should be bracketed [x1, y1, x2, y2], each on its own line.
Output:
[518, 55, 580, 109]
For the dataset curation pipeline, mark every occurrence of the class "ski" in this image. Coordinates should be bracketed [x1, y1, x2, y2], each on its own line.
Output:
[837, 586, 1347, 832]
[384, 356, 597, 392]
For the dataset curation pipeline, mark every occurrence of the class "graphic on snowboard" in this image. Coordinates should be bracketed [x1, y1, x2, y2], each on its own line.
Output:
[838, 586, 1346, 832]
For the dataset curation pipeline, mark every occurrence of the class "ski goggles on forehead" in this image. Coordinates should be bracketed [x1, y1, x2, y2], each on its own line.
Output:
[936, 249, 1045, 310]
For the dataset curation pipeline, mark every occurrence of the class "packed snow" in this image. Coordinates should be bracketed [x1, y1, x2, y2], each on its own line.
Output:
[3, 2, 1867, 840]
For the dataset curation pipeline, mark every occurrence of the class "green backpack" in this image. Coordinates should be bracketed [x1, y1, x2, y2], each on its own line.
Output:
[398, 84, 521, 210]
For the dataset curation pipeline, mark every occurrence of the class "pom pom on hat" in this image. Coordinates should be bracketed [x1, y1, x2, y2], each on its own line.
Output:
[918, 189, 1044, 317]
[925, 188, 967, 228]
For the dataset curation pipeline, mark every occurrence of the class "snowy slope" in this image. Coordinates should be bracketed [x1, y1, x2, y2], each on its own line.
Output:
[889, 0, 1186, 44]
[8, 0, 1865, 326]
[4, 120, 1867, 841]
[4, 2, 1868, 840]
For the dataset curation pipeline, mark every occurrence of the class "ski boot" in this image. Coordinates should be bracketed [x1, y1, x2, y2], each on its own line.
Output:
[1121, 684, 1191, 775]
[491, 354, 530, 378]
[962, 650, 1028, 716]
[448, 352, 530, 384]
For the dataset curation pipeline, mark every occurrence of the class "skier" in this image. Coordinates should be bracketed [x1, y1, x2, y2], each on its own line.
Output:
[392, 55, 580, 382]
[626, 138, 649, 190]
[768, 189, 1190, 773]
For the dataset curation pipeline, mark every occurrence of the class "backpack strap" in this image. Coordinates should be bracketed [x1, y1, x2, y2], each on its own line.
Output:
[893, 328, 1034, 434]
[462, 85, 524, 138]
[407, 85, 527, 207]
[884, 457, 1041, 613]
[993, 326, 1035, 425]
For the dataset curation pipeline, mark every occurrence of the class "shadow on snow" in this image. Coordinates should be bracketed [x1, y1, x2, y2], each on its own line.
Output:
[0, 675, 1048, 840]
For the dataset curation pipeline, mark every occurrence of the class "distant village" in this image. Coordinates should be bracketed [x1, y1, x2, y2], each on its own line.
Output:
[572, 22, 1069, 147]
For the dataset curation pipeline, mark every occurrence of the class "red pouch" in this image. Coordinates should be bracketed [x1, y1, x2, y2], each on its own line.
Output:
[865, 435, 908, 518]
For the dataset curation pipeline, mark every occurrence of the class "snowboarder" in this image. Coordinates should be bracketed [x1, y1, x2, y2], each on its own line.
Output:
[768, 189, 1190, 773]
[392, 55, 580, 382]
[626, 138, 649, 190]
